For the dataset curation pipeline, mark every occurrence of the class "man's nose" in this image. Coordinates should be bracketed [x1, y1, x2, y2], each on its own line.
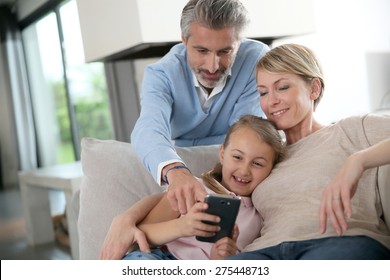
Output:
[205, 53, 219, 73]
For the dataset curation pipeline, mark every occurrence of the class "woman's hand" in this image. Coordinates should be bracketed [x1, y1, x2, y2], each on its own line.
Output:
[320, 138, 390, 235]
[99, 212, 150, 260]
[210, 225, 240, 260]
[319, 154, 363, 235]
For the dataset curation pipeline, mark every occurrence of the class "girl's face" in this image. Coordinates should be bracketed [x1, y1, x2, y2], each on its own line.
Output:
[256, 71, 318, 132]
[219, 127, 275, 196]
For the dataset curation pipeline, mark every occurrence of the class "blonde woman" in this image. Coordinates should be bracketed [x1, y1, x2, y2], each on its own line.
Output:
[229, 44, 390, 260]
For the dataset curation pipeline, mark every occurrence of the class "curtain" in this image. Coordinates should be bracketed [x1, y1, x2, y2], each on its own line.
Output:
[0, 7, 37, 188]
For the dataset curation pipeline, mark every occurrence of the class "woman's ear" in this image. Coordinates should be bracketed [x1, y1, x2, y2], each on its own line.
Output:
[310, 78, 321, 100]
[219, 145, 225, 164]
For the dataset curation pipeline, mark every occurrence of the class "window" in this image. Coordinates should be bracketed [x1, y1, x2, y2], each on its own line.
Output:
[22, 0, 113, 166]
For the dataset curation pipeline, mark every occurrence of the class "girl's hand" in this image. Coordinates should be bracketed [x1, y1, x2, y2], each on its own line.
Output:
[210, 225, 240, 260]
[178, 201, 221, 238]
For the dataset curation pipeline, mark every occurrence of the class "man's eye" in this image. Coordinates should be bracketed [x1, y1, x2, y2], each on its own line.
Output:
[219, 50, 231, 55]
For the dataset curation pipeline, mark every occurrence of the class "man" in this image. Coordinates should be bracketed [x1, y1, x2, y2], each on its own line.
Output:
[100, 0, 268, 259]
[131, 0, 268, 214]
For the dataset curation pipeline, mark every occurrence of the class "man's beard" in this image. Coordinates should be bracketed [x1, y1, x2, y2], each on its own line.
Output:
[194, 68, 228, 89]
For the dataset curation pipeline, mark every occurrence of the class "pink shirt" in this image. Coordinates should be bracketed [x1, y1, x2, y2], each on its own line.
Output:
[166, 179, 262, 259]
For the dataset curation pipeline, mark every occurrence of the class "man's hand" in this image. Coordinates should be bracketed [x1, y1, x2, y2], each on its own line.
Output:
[99, 212, 150, 260]
[164, 164, 207, 214]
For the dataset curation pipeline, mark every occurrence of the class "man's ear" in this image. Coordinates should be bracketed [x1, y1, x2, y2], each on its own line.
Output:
[181, 34, 187, 46]
[310, 78, 321, 100]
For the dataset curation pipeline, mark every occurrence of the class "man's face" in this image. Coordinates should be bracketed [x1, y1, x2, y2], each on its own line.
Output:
[183, 23, 240, 92]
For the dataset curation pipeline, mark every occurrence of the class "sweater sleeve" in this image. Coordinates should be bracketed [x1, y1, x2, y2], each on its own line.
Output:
[361, 114, 390, 146]
[131, 66, 182, 183]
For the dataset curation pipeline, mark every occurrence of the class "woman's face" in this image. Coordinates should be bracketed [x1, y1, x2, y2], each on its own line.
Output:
[256, 71, 316, 132]
[219, 127, 275, 197]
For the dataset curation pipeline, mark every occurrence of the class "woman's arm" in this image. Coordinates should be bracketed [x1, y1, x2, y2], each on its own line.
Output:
[99, 193, 163, 260]
[138, 194, 183, 245]
[355, 138, 390, 168]
[320, 138, 390, 235]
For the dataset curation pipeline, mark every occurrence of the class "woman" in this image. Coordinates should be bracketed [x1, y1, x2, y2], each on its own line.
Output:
[100, 44, 390, 260]
[228, 44, 390, 259]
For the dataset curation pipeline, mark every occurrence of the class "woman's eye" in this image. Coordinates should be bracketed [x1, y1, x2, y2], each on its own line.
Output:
[259, 91, 268, 97]
[279, 85, 289, 91]
[233, 155, 241, 160]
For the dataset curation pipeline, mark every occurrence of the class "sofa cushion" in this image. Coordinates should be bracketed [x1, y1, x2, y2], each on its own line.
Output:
[378, 164, 390, 231]
[77, 137, 219, 259]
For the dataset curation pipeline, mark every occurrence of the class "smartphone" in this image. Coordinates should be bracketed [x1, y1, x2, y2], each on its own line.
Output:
[196, 194, 241, 243]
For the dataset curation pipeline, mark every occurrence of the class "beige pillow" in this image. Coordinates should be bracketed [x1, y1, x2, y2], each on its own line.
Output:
[77, 137, 219, 259]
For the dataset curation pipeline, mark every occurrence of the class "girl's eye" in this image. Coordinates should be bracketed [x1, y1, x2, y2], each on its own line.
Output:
[253, 161, 264, 167]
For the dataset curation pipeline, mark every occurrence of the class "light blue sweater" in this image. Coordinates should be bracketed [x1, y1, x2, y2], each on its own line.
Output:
[131, 39, 269, 182]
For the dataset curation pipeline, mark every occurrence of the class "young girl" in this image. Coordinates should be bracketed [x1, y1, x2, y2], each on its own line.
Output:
[123, 115, 285, 260]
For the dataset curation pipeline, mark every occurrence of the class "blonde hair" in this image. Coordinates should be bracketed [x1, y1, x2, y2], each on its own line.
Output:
[201, 115, 285, 194]
[256, 44, 325, 110]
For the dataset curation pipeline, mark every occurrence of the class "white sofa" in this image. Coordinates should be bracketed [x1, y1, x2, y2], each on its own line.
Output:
[73, 137, 390, 260]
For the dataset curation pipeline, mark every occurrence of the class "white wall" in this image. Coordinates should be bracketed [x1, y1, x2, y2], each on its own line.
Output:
[76, 0, 315, 62]
[273, 0, 390, 124]
[131, 0, 390, 125]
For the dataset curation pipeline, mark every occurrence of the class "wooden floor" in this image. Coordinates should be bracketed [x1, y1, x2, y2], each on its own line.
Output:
[0, 187, 71, 260]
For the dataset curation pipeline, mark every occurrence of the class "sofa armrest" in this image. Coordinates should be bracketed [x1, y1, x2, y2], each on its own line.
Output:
[77, 138, 219, 259]
[378, 164, 390, 231]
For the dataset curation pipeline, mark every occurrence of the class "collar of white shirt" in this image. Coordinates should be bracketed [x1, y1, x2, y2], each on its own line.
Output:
[192, 68, 232, 110]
